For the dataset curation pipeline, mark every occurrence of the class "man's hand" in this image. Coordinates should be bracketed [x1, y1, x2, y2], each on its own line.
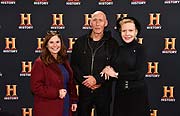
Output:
[82, 75, 97, 88]
[91, 84, 101, 90]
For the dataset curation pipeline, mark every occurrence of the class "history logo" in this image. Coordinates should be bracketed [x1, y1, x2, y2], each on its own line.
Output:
[147, 13, 162, 30]
[35, 37, 44, 53]
[164, 0, 180, 4]
[19, 13, 33, 30]
[66, 0, 81, 5]
[114, 13, 128, 29]
[67, 37, 77, 53]
[1, 0, 16, 5]
[145, 62, 160, 78]
[150, 109, 158, 116]
[82, 13, 92, 29]
[131, 0, 146, 5]
[4, 85, 18, 100]
[33, 0, 49, 5]
[22, 108, 33, 116]
[51, 14, 65, 30]
[162, 38, 177, 54]
[3, 37, 18, 53]
[19, 61, 32, 77]
[98, 0, 113, 6]
[161, 86, 175, 102]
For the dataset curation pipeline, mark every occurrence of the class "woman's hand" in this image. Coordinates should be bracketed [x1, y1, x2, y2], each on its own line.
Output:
[59, 89, 67, 99]
[71, 104, 77, 112]
[100, 66, 110, 80]
[100, 66, 118, 80]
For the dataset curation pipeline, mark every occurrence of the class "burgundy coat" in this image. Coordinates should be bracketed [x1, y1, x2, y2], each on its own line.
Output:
[30, 57, 78, 116]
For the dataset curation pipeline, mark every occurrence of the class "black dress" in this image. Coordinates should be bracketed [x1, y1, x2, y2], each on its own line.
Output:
[111, 39, 150, 116]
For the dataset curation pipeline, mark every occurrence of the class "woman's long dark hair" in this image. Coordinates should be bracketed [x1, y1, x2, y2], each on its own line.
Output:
[40, 31, 67, 65]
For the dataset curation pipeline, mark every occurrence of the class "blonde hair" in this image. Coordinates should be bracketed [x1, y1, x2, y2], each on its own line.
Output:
[116, 17, 141, 36]
[119, 19, 135, 31]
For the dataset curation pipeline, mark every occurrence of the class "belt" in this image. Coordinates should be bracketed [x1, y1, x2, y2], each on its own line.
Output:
[116, 80, 145, 90]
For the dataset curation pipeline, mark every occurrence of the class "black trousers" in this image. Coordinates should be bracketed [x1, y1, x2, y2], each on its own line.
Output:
[113, 85, 150, 116]
[77, 92, 111, 116]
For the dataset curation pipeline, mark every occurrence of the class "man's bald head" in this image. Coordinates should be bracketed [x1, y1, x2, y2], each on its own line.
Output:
[91, 11, 107, 21]
[90, 11, 108, 28]
[90, 11, 108, 37]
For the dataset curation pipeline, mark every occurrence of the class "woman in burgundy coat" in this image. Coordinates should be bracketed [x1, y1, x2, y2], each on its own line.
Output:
[30, 31, 78, 116]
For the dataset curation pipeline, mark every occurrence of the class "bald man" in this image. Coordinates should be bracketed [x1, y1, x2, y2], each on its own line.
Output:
[71, 11, 118, 116]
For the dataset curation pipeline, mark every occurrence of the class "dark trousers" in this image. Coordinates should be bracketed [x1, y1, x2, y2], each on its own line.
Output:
[77, 93, 111, 116]
[113, 86, 150, 116]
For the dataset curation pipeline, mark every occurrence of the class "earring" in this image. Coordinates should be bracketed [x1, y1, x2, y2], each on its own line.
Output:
[135, 36, 137, 40]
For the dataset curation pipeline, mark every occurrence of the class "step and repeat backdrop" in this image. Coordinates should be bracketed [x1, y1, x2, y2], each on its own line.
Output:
[0, 0, 180, 116]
